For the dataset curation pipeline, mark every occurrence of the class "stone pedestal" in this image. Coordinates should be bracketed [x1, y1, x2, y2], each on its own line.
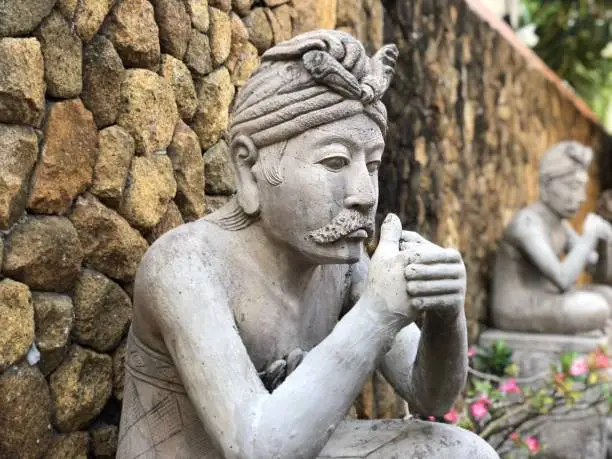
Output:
[480, 329, 609, 459]
[317, 420, 499, 458]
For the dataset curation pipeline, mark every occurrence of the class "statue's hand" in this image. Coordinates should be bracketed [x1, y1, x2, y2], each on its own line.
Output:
[401, 232, 466, 321]
[584, 213, 612, 242]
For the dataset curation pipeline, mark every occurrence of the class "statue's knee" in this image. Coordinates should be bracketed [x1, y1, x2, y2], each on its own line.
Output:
[563, 292, 609, 332]
[446, 426, 499, 459]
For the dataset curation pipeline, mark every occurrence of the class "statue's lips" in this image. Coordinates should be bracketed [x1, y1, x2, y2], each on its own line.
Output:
[345, 229, 369, 239]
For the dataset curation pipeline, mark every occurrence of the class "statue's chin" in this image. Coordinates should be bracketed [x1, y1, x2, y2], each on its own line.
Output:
[303, 239, 364, 265]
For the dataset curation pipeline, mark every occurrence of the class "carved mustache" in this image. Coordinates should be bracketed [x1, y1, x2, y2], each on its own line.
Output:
[306, 209, 375, 244]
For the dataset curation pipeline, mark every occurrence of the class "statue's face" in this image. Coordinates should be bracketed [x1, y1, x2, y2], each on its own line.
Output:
[542, 169, 589, 218]
[254, 113, 384, 264]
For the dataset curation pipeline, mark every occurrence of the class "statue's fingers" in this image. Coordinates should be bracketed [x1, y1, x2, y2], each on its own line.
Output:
[400, 230, 428, 244]
[410, 294, 464, 311]
[405, 263, 465, 280]
[400, 247, 462, 265]
[406, 279, 464, 297]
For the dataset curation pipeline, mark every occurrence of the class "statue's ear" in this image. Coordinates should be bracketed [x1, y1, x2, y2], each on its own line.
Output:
[231, 135, 260, 216]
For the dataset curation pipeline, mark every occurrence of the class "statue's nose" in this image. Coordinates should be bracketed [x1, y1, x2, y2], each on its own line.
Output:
[344, 192, 375, 210]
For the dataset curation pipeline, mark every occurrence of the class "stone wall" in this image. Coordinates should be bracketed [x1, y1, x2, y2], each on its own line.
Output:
[0, 1, 314, 457]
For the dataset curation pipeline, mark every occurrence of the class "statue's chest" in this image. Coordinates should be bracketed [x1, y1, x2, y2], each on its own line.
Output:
[231, 267, 352, 371]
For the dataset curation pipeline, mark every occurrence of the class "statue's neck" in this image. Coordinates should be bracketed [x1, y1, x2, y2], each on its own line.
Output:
[533, 200, 563, 229]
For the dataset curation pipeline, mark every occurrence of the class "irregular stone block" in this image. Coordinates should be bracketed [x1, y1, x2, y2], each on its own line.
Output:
[243, 8, 272, 54]
[90, 424, 118, 459]
[208, 0, 229, 11]
[0, 363, 53, 459]
[272, 4, 294, 43]
[152, 0, 190, 59]
[47, 432, 89, 459]
[83, 35, 125, 128]
[73, 269, 132, 352]
[0, 279, 33, 371]
[119, 155, 177, 229]
[209, 7, 232, 65]
[49, 344, 112, 432]
[264, 0, 289, 6]
[117, 69, 179, 155]
[232, 0, 252, 15]
[36, 11, 83, 98]
[57, 0, 115, 42]
[145, 199, 184, 243]
[70, 194, 149, 282]
[190, 67, 234, 150]
[0, 0, 56, 37]
[32, 292, 74, 369]
[0, 38, 45, 126]
[167, 121, 205, 221]
[230, 11, 249, 44]
[184, 0, 209, 33]
[292, 0, 336, 34]
[3, 217, 83, 292]
[159, 54, 197, 121]
[184, 29, 213, 76]
[91, 125, 135, 207]
[28, 99, 98, 214]
[112, 338, 127, 400]
[264, 6, 284, 45]
[227, 41, 259, 86]
[204, 140, 235, 195]
[102, 0, 160, 69]
[0, 124, 38, 230]
[204, 194, 230, 214]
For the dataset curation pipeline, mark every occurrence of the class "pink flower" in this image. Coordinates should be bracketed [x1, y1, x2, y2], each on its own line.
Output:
[499, 378, 521, 394]
[470, 396, 491, 420]
[443, 408, 458, 424]
[427, 416, 436, 421]
[509, 432, 520, 443]
[569, 357, 589, 376]
[526, 436, 540, 453]
[594, 351, 609, 369]
[468, 346, 477, 358]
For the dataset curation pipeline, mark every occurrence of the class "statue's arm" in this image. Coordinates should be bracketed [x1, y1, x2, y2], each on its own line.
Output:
[351, 252, 468, 416]
[511, 213, 598, 292]
[563, 220, 599, 265]
[138, 244, 404, 459]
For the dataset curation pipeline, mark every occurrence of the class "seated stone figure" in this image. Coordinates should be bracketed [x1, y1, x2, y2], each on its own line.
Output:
[491, 141, 612, 335]
[118, 30, 497, 459]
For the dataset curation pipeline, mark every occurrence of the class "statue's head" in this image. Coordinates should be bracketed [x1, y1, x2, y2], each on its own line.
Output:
[224, 30, 398, 264]
[539, 141, 592, 218]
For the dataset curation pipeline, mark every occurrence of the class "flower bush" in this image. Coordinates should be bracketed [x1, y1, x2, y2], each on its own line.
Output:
[418, 341, 611, 458]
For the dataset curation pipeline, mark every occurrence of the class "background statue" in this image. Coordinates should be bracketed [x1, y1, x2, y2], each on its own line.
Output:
[118, 30, 497, 459]
[491, 141, 612, 335]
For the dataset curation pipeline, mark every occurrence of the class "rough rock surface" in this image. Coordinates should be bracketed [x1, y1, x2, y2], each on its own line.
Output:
[159, 54, 197, 120]
[49, 344, 113, 432]
[73, 269, 132, 352]
[33, 292, 74, 375]
[243, 8, 273, 54]
[204, 195, 231, 214]
[152, 0, 190, 59]
[36, 11, 83, 98]
[82, 35, 126, 128]
[167, 121, 205, 220]
[91, 125, 135, 207]
[90, 424, 119, 459]
[232, 0, 253, 15]
[0, 38, 45, 126]
[184, 0, 209, 32]
[0, 363, 53, 459]
[102, 0, 160, 69]
[112, 339, 127, 400]
[28, 99, 98, 214]
[191, 67, 234, 150]
[117, 69, 179, 155]
[58, 0, 116, 42]
[2, 217, 83, 292]
[145, 199, 184, 242]
[204, 140, 235, 195]
[0, 124, 38, 230]
[209, 7, 232, 65]
[119, 155, 177, 229]
[0, 0, 57, 37]
[70, 194, 149, 282]
[46, 431, 89, 458]
[184, 29, 213, 76]
[0, 280, 34, 371]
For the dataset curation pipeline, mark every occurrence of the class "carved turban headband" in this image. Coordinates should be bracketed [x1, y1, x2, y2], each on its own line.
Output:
[539, 141, 593, 184]
[229, 30, 399, 149]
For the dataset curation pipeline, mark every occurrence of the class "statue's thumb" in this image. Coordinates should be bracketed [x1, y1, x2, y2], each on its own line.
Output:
[376, 213, 402, 256]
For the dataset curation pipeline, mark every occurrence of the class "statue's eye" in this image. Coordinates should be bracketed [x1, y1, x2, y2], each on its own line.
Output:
[319, 156, 349, 171]
[366, 161, 381, 175]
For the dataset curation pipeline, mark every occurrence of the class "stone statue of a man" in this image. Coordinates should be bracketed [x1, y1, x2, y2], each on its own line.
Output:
[491, 141, 612, 335]
[118, 30, 497, 459]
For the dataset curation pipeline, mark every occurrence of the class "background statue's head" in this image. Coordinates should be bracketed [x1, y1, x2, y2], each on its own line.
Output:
[221, 30, 398, 263]
[539, 141, 592, 219]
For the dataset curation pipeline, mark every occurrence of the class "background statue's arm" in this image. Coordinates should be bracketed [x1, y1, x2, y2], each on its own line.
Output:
[139, 248, 404, 459]
[511, 213, 598, 292]
[350, 253, 468, 416]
